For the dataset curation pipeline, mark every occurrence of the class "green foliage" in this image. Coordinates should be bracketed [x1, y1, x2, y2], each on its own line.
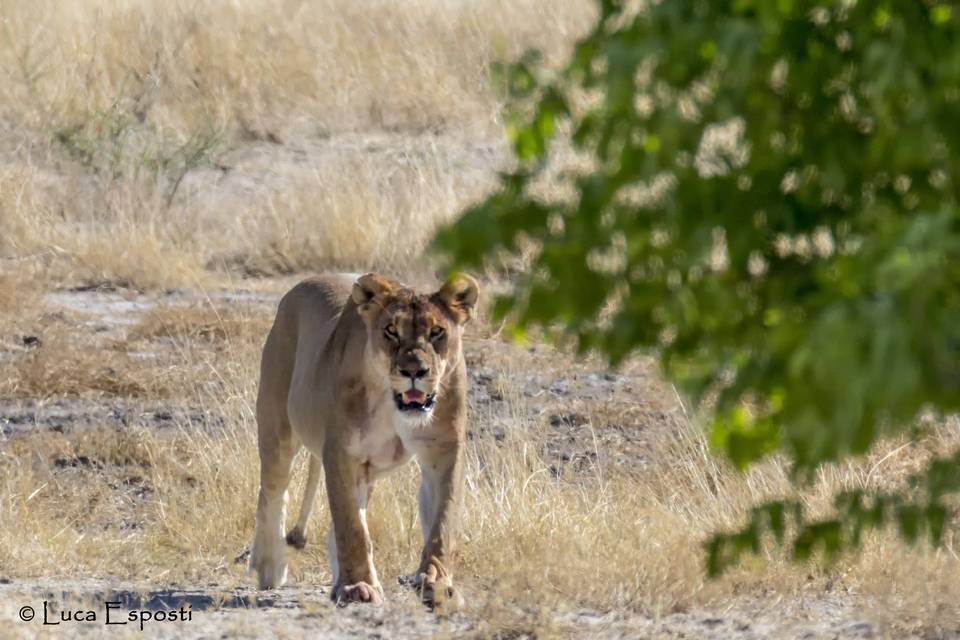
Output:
[708, 447, 960, 574]
[55, 105, 224, 192]
[434, 1, 960, 574]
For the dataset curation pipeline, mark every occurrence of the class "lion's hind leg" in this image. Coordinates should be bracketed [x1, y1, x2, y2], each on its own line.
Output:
[249, 432, 297, 590]
[286, 453, 322, 550]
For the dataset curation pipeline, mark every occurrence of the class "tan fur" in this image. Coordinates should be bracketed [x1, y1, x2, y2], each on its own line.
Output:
[249, 272, 477, 610]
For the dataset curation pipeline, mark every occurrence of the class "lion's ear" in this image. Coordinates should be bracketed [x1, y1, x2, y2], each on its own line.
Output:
[351, 273, 394, 315]
[434, 273, 479, 325]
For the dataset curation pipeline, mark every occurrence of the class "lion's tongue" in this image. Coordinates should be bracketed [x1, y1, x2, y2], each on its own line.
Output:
[404, 389, 425, 403]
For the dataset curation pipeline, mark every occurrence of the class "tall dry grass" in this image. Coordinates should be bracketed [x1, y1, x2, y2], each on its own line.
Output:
[1, 0, 591, 139]
[0, 0, 594, 289]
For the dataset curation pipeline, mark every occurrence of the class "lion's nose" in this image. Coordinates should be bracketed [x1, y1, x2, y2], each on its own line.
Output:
[401, 367, 428, 380]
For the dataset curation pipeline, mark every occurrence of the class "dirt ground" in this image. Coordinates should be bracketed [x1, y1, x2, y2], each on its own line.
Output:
[0, 578, 879, 639]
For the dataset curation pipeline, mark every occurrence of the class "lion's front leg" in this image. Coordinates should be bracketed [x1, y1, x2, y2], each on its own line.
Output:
[412, 440, 466, 611]
[323, 445, 383, 606]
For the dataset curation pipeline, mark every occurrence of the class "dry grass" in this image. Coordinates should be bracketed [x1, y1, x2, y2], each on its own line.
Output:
[0, 295, 270, 399]
[3, 330, 166, 400]
[0, 0, 591, 139]
[131, 303, 271, 345]
[0, 270, 42, 320]
[4, 408, 960, 632]
[0, 0, 594, 289]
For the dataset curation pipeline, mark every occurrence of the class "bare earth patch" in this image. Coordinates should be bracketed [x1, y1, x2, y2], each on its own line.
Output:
[0, 578, 879, 639]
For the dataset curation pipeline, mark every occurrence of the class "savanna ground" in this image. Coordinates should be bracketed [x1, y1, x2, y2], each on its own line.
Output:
[1, 1, 959, 638]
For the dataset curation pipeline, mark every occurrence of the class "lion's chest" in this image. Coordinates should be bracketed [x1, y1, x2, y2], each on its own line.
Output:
[344, 392, 415, 475]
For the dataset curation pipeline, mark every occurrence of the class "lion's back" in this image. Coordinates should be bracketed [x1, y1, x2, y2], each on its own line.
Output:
[256, 273, 360, 433]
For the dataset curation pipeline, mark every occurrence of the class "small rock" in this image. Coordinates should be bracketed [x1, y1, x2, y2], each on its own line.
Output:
[845, 622, 875, 638]
[549, 413, 589, 428]
[53, 456, 102, 469]
[549, 379, 571, 396]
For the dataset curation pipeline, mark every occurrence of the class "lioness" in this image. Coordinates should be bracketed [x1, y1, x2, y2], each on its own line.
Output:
[249, 272, 478, 609]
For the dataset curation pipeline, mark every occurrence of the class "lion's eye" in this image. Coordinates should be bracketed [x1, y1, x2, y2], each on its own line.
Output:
[429, 326, 445, 341]
[384, 324, 399, 340]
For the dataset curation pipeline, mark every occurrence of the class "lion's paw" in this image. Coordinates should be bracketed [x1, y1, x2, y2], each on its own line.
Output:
[285, 526, 307, 550]
[248, 541, 288, 590]
[405, 557, 465, 612]
[418, 577, 464, 613]
[331, 580, 383, 607]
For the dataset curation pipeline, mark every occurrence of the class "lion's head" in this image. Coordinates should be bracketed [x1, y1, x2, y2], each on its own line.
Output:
[350, 272, 479, 422]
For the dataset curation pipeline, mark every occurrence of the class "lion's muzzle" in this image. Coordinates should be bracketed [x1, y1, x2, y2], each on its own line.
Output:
[394, 390, 437, 412]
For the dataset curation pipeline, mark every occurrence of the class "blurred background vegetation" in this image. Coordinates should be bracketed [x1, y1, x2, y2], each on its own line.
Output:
[435, 0, 960, 574]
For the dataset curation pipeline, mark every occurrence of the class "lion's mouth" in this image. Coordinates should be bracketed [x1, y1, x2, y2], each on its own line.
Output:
[394, 391, 436, 412]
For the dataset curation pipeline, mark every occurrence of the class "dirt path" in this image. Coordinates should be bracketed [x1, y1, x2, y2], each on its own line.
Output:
[0, 578, 880, 639]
